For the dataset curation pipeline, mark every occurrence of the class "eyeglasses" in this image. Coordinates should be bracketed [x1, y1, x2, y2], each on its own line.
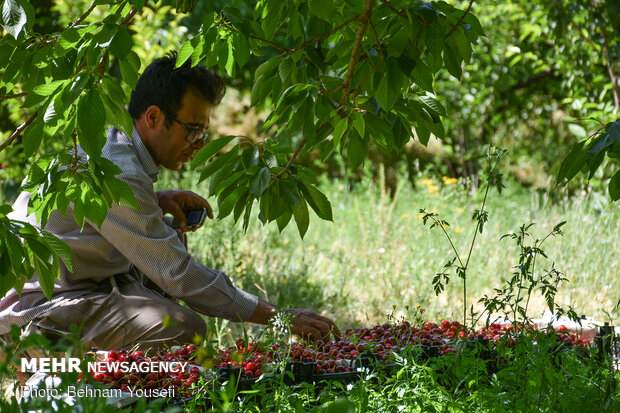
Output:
[167, 114, 209, 145]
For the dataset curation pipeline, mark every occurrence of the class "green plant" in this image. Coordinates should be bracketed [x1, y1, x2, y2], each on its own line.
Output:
[476, 221, 578, 329]
[559, 118, 620, 201]
[0, 0, 483, 300]
[420, 145, 506, 327]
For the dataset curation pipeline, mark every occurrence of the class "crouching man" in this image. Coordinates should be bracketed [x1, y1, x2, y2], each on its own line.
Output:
[0, 52, 339, 352]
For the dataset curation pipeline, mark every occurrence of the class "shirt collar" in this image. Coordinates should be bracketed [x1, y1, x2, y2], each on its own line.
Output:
[131, 127, 160, 182]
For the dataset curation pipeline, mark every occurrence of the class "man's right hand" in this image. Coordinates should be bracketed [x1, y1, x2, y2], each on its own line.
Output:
[286, 308, 341, 342]
[248, 299, 340, 342]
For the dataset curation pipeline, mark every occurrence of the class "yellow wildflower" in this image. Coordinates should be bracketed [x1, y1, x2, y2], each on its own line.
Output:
[401, 213, 410, 219]
[442, 176, 458, 185]
[454, 227, 464, 233]
[453, 207, 464, 213]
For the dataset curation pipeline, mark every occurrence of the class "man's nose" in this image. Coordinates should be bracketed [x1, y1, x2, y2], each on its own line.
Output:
[191, 139, 206, 150]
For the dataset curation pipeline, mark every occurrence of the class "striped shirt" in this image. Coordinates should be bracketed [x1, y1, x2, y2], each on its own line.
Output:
[0, 127, 258, 335]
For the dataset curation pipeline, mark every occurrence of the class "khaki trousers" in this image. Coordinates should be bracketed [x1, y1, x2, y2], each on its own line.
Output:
[6, 272, 206, 355]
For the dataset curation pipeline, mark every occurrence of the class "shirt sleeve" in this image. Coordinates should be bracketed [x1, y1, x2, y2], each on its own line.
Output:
[92, 171, 259, 322]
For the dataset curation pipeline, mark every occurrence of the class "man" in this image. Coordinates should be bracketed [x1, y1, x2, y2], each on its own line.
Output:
[0, 53, 339, 352]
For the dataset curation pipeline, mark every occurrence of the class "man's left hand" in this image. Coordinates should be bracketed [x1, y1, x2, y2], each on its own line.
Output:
[156, 190, 213, 232]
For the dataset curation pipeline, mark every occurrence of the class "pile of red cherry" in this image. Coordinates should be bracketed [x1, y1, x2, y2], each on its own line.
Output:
[214, 320, 590, 379]
[88, 345, 201, 398]
[90, 320, 591, 395]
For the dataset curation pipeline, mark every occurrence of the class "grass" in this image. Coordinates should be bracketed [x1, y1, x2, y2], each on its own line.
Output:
[155, 166, 620, 342]
[3, 165, 620, 411]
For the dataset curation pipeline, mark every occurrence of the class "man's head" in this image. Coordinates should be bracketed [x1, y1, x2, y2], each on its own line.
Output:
[130, 52, 226, 170]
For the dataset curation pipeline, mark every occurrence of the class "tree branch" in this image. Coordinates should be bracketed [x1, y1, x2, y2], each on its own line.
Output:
[286, 15, 361, 57]
[120, 4, 138, 26]
[446, 0, 475, 39]
[379, 0, 407, 20]
[0, 93, 27, 101]
[0, 111, 38, 153]
[273, 138, 307, 180]
[340, 0, 376, 107]
[69, 2, 97, 28]
[600, 27, 620, 112]
[1, 5, 138, 156]
[272, 120, 333, 180]
[273, 0, 376, 179]
[218, 20, 292, 53]
[249, 34, 291, 53]
[353, 20, 384, 106]
[70, 131, 79, 172]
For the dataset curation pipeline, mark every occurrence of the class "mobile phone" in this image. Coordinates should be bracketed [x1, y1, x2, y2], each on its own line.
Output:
[171, 208, 208, 230]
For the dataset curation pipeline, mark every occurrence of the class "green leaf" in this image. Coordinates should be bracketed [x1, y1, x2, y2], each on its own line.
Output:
[101, 93, 134, 138]
[419, 95, 446, 117]
[325, 398, 355, 413]
[443, 44, 462, 80]
[609, 170, 620, 201]
[425, 20, 444, 59]
[119, 51, 140, 88]
[77, 89, 106, 158]
[279, 179, 301, 206]
[376, 75, 390, 110]
[109, 26, 132, 59]
[568, 124, 587, 139]
[276, 209, 292, 232]
[333, 116, 348, 149]
[93, 23, 117, 48]
[176, 39, 194, 68]
[104, 175, 139, 210]
[299, 182, 332, 221]
[231, 32, 250, 69]
[225, 37, 235, 77]
[83, 189, 107, 229]
[347, 131, 367, 171]
[129, 0, 144, 11]
[209, 168, 231, 197]
[198, 145, 238, 183]
[57, 28, 81, 56]
[26, 238, 55, 298]
[251, 74, 273, 107]
[218, 186, 246, 220]
[191, 136, 235, 169]
[557, 141, 587, 184]
[412, 60, 434, 92]
[42, 231, 73, 272]
[241, 146, 259, 168]
[250, 167, 271, 196]
[310, 0, 336, 22]
[279, 58, 294, 83]
[292, 198, 309, 238]
[233, 191, 250, 223]
[33, 80, 65, 96]
[254, 58, 279, 81]
[2, 0, 28, 39]
[452, 28, 472, 63]
[242, 196, 254, 233]
[61, 74, 91, 107]
[352, 112, 365, 138]
[72, 195, 85, 229]
[22, 115, 44, 158]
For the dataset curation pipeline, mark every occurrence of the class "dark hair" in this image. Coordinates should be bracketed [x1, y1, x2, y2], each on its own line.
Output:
[128, 51, 226, 126]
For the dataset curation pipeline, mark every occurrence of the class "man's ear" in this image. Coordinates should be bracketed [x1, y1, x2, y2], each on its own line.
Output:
[143, 105, 164, 129]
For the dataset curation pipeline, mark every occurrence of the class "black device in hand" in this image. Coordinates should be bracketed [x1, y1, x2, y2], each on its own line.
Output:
[171, 208, 208, 230]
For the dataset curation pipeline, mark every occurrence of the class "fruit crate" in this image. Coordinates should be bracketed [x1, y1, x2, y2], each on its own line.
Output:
[64, 320, 616, 408]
